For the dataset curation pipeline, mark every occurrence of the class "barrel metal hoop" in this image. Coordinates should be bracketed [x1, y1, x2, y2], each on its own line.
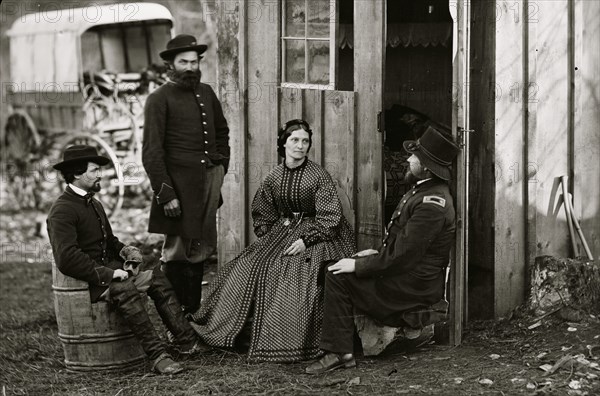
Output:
[58, 331, 136, 344]
[65, 355, 146, 371]
[52, 286, 90, 292]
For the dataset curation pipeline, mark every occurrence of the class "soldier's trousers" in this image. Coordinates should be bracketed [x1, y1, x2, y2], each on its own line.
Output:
[319, 271, 358, 354]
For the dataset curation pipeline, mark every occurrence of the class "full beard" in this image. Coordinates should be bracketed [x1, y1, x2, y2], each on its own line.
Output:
[167, 69, 201, 89]
[404, 170, 420, 185]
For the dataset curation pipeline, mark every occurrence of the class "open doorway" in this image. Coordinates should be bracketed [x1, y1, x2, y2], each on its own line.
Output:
[383, 0, 453, 223]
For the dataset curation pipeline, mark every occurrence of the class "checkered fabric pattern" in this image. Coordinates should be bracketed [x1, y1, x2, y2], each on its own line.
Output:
[192, 159, 355, 362]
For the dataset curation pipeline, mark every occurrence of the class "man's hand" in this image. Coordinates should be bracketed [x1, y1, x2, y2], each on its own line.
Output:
[328, 258, 356, 274]
[283, 238, 306, 256]
[120, 245, 143, 263]
[113, 269, 129, 281]
[164, 198, 181, 217]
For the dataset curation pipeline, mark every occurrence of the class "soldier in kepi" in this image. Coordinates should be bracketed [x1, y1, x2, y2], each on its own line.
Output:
[306, 126, 460, 374]
[47, 145, 204, 375]
[142, 34, 230, 316]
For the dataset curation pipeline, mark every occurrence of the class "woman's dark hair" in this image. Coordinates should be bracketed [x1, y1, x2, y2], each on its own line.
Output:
[59, 161, 88, 184]
[277, 119, 313, 158]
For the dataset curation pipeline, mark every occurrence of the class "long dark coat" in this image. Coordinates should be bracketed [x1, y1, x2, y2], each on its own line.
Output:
[348, 178, 456, 326]
[142, 81, 230, 238]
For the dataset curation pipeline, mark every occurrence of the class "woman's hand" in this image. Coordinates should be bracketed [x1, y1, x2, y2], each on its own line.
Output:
[283, 238, 306, 256]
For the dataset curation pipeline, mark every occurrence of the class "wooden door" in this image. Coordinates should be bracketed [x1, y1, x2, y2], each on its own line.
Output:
[449, 0, 471, 346]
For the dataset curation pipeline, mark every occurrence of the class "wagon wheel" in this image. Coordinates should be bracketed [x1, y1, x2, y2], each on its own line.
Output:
[2, 110, 46, 209]
[3, 110, 41, 168]
[62, 133, 124, 218]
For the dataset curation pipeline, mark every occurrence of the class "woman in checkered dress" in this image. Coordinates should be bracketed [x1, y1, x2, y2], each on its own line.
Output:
[191, 119, 355, 362]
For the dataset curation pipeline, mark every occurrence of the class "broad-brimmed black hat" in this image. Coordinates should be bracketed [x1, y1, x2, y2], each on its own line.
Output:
[159, 34, 208, 60]
[53, 145, 109, 171]
[403, 126, 459, 180]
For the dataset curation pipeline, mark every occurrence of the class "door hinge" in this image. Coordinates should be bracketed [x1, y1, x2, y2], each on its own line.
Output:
[457, 127, 475, 147]
[377, 111, 383, 133]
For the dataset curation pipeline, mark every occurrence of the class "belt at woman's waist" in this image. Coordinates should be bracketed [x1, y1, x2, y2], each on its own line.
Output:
[280, 211, 316, 219]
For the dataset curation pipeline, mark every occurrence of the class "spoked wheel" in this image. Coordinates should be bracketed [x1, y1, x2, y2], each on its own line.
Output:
[62, 133, 124, 218]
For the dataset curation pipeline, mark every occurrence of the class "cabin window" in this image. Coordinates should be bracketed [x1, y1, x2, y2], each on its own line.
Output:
[281, 0, 337, 89]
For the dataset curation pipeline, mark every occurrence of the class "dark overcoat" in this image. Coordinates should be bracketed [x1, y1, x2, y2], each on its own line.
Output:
[47, 187, 125, 302]
[347, 178, 456, 326]
[142, 81, 230, 239]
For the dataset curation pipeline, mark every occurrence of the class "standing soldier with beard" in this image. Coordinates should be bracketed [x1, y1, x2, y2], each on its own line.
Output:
[142, 34, 230, 316]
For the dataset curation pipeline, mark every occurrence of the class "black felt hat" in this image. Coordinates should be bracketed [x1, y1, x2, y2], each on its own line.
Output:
[403, 126, 459, 180]
[53, 145, 109, 171]
[159, 34, 208, 60]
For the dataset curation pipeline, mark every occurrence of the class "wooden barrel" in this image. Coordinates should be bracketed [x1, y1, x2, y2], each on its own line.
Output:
[51, 261, 146, 372]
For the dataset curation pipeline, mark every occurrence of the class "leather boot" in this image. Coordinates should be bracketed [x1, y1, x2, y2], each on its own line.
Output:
[108, 279, 165, 361]
[147, 266, 198, 350]
[162, 261, 187, 310]
[182, 262, 204, 315]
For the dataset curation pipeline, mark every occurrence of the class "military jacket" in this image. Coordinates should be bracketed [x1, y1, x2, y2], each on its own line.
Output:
[142, 81, 230, 238]
[344, 178, 455, 323]
[47, 187, 125, 301]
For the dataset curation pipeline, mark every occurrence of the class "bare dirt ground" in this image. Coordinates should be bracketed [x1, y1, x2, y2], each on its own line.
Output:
[1, 210, 599, 395]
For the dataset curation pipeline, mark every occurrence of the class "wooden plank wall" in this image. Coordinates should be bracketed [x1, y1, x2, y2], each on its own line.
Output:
[354, 0, 385, 250]
[216, 0, 247, 264]
[245, 0, 281, 246]
[278, 88, 356, 230]
[573, 0, 600, 258]
[533, 1, 570, 259]
[493, 0, 527, 316]
[488, 0, 600, 317]
[467, 0, 496, 319]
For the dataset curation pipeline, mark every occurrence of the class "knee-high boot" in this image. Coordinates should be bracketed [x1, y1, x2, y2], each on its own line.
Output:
[108, 279, 165, 360]
[147, 266, 197, 348]
[182, 262, 204, 315]
[162, 261, 187, 310]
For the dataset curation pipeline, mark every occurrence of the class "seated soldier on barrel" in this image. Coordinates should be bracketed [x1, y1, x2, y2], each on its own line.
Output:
[47, 145, 205, 375]
[306, 126, 460, 375]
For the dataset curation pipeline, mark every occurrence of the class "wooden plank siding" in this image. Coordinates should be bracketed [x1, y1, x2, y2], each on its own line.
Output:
[216, 0, 247, 264]
[467, 0, 496, 319]
[493, 0, 528, 317]
[469, 0, 600, 317]
[245, 0, 281, 246]
[321, 90, 356, 230]
[213, 0, 600, 318]
[353, 0, 385, 250]
[533, 1, 570, 260]
[573, 0, 600, 258]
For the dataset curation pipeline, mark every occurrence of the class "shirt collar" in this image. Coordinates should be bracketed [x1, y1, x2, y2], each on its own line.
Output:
[68, 184, 88, 196]
[416, 178, 432, 185]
